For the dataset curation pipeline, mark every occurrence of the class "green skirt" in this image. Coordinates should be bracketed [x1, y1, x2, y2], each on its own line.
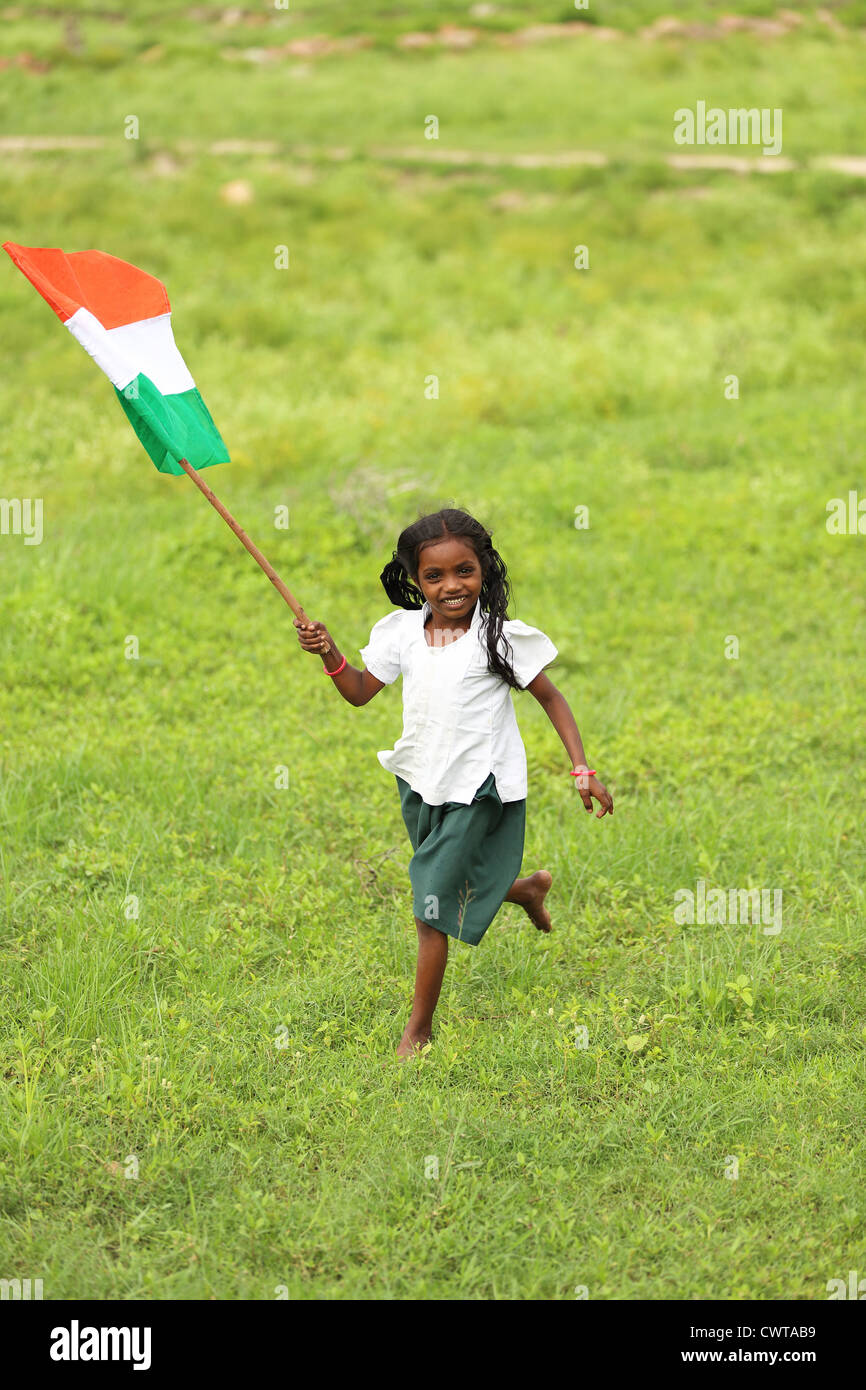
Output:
[396, 771, 526, 946]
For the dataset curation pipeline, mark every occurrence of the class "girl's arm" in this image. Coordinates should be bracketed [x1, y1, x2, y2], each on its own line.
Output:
[524, 671, 614, 817]
[294, 619, 385, 707]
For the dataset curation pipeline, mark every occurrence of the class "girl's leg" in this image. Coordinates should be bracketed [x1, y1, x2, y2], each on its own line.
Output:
[397, 918, 449, 1058]
[504, 870, 553, 932]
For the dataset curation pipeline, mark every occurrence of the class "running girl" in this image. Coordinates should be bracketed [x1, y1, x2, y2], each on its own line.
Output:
[295, 508, 613, 1058]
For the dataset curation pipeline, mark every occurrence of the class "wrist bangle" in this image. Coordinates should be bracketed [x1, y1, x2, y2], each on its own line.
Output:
[570, 766, 596, 777]
[322, 654, 347, 677]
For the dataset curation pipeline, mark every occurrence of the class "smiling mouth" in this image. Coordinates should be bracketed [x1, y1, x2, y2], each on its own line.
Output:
[441, 596, 469, 607]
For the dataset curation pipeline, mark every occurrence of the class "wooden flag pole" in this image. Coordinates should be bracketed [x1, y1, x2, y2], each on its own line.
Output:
[178, 457, 331, 654]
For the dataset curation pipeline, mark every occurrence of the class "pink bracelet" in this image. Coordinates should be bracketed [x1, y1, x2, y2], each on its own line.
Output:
[570, 766, 596, 777]
[322, 655, 347, 677]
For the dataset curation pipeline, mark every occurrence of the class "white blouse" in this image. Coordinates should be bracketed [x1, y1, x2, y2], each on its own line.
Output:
[359, 598, 558, 806]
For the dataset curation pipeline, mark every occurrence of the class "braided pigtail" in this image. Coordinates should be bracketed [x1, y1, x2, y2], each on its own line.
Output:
[379, 552, 424, 610]
[475, 536, 521, 691]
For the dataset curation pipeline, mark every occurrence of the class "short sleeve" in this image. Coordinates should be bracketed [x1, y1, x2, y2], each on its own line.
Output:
[359, 609, 405, 685]
[503, 619, 558, 690]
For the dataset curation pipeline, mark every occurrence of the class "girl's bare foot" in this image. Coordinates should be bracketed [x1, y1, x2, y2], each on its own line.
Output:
[510, 870, 553, 932]
[396, 1024, 432, 1059]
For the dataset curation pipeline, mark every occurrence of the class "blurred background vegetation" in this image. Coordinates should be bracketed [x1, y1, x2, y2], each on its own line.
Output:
[0, 2, 864, 1300]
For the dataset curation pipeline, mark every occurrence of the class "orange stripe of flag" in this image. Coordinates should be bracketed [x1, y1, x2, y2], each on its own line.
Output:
[3, 242, 170, 328]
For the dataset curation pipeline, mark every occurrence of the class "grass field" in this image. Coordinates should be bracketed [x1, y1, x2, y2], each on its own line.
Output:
[1, 2, 865, 1300]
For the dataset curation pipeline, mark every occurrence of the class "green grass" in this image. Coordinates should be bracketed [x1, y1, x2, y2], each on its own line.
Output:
[0, 3, 865, 1300]
[2, 22, 865, 160]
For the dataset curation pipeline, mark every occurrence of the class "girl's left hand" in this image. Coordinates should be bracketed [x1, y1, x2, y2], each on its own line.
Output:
[575, 774, 614, 818]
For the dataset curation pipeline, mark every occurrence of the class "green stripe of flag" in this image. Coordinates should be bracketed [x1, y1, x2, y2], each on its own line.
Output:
[115, 372, 230, 476]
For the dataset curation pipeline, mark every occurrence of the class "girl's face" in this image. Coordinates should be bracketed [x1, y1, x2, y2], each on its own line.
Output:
[414, 536, 483, 626]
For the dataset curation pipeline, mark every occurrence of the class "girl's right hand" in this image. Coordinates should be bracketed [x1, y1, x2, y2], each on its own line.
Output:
[294, 617, 333, 657]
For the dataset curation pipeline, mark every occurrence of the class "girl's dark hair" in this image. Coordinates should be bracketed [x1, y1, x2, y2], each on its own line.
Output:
[379, 508, 522, 691]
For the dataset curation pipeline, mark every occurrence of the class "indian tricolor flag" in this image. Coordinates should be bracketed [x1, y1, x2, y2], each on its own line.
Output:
[3, 241, 229, 475]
